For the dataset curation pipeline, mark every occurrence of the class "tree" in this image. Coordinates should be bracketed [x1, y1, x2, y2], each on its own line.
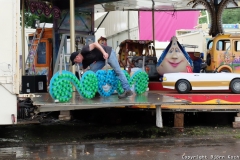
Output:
[22, 9, 53, 28]
[199, 10, 208, 24]
[222, 8, 240, 24]
[199, 8, 240, 24]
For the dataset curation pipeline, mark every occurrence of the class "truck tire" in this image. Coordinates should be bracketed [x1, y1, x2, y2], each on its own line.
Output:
[230, 79, 240, 94]
[206, 54, 211, 66]
[176, 79, 191, 94]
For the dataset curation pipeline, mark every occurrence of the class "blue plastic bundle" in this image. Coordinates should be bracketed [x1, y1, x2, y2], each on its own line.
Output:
[96, 70, 118, 97]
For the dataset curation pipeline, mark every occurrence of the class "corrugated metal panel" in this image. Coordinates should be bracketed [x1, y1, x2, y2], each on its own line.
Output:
[129, 11, 138, 29]
[129, 27, 139, 40]
[94, 28, 106, 42]
[106, 27, 139, 51]
[107, 33, 128, 50]
[95, 11, 139, 37]
[95, 11, 139, 50]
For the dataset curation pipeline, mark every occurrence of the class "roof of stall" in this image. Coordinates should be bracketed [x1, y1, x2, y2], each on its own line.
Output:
[26, 0, 240, 12]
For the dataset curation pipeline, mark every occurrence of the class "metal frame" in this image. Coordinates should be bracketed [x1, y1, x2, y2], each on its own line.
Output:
[32, 92, 189, 128]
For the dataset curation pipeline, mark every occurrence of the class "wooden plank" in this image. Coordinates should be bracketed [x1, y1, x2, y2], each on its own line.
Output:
[59, 111, 71, 121]
[233, 122, 240, 128]
[60, 110, 70, 116]
[174, 113, 184, 128]
[235, 117, 240, 122]
[59, 116, 71, 121]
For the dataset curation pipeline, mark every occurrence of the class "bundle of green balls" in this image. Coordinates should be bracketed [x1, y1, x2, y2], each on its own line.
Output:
[49, 69, 149, 102]
[49, 70, 98, 102]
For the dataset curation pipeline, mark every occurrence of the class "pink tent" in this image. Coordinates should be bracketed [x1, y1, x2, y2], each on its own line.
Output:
[139, 11, 199, 41]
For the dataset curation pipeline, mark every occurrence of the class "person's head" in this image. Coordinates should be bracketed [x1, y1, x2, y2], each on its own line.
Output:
[157, 37, 191, 75]
[70, 51, 83, 65]
[98, 36, 107, 45]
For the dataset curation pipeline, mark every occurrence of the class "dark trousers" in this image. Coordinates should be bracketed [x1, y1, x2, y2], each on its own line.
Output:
[75, 71, 80, 79]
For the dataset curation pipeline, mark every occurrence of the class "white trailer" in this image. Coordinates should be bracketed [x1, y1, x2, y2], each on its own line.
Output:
[0, 0, 20, 125]
[176, 29, 211, 55]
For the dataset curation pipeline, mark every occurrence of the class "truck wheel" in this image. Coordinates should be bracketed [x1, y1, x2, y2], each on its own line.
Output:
[176, 79, 191, 94]
[230, 79, 240, 94]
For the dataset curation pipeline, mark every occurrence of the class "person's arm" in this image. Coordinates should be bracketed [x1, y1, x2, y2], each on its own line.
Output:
[89, 42, 109, 59]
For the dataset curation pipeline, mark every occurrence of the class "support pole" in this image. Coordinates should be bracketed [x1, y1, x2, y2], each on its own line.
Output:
[70, 0, 75, 94]
[52, 18, 59, 71]
[59, 54, 63, 74]
[156, 105, 163, 128]
[70, 0, 75, 74]
[59, 0, 75, 119]
[21, 0, 25, 75]
[128, 11, 130, 39]
[152, 0, 155, 46]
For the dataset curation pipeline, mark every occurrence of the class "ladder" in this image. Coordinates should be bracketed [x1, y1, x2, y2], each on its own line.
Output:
[26, 23, 46, 75]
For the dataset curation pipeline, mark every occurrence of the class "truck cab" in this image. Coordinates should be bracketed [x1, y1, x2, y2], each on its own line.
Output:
[206, 34, 240, 73]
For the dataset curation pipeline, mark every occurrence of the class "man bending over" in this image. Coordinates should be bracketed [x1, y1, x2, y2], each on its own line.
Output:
[70, 42, 133, 99]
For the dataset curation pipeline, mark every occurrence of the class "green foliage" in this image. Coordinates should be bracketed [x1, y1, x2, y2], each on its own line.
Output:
[222, 8, 240, 24]
[199, 8, 240, 24]
[199, 10, 208, 24]
[21, 9, 53, 28]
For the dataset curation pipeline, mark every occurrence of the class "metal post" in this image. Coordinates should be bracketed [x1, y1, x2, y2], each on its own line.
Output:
[142, 56, 145, 71]
[53, 18, 59, 70]
[70, 0, 76, 94]
[70, 0, 75, 74]
[128, 11, 130, 39]
[59, 54, 63, 74]
[152, 0, 155, 46]
[64, 35, 67, 54]
[59, 0, 75, 117]
[156, 105, 163, 128]
[21, 0, 25, 75]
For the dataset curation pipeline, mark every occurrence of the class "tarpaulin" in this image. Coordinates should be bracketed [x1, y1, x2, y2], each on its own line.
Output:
[139, 11, 199, 41]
